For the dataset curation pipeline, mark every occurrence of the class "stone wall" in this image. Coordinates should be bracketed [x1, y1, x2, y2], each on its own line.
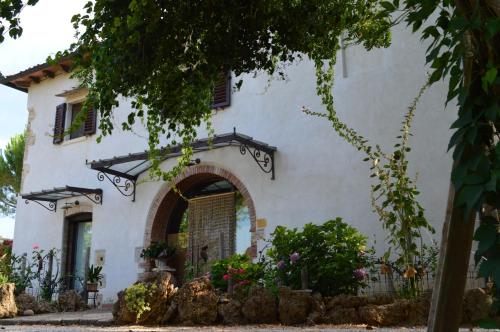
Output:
[113, 274, 498, 327]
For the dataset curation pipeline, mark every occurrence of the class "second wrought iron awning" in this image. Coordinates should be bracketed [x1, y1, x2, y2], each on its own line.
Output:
[88, 129, 277, 201]
[21, 186, 103, 212]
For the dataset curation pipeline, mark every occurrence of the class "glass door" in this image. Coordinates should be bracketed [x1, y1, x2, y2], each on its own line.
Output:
[71, 221, 92, 292]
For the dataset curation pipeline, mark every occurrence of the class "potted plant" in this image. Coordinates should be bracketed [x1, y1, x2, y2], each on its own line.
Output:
[156, 245, 176, 270]
[86, 265, 103, 292]
[140, 241, 176, 271]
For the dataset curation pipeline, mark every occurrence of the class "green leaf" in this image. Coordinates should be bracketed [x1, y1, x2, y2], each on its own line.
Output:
[463, 173, 487, 185]
[380, 1, 395, 11]
[456, 184, 483, 213]
[482, 67, 498, 92]
[484, 103, 499, 121]
[485, 173, 497, 192]
[429, 67, 443, 84]
[485, 18, 500, 39]
[451, 111, 473, 129]
[448, 127, 466, 151]
[473, 223, 497, 255]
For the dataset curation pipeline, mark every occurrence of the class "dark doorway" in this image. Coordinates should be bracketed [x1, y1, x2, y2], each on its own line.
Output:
[63, 213, 92, 293]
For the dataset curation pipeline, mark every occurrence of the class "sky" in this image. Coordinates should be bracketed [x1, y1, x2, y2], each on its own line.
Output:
[0, 0, 88, 238]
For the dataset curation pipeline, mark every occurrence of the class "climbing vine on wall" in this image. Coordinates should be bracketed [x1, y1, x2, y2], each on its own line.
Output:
[382, 0, 500, 307]
[307, 0, 500, 304]
[305, 63, 434, 297]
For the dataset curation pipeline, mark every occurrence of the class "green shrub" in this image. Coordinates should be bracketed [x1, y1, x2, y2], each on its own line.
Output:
[5, 253, 35, 295]
[33, 248, 60, 301]
[210, 254, 263, 292]
[267, 218, 372, 296]
[124, 283, 156, 322]
[0, 274, 9, 285]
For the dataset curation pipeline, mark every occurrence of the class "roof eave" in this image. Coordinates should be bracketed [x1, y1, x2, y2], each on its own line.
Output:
[1, 81, 28, 93]
[1, 58, 73, 93]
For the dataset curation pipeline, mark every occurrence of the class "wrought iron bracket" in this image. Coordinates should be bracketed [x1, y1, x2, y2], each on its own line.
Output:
[238, 144, 275, 180]
[97, 171, 137, 202]
[24, 199, 57, 212]
[80, 192, 103, 205]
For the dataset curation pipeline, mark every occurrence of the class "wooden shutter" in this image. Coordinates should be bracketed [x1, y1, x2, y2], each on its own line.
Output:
[53, 103, 67, 144]
[83, 107, 97, 135]
[211, 72, 231, 109]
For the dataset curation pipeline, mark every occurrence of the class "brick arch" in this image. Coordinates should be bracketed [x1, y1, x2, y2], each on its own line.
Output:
[143, 164, 257, 259]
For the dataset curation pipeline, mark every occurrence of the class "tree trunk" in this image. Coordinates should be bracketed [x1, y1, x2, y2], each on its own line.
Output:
[427, 181, 476, 332]
[428, 0, 499, 327]
[427, 27, 477, 331]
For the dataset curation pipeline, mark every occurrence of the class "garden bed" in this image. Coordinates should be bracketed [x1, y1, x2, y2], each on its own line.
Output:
[112, 272, 499, 328]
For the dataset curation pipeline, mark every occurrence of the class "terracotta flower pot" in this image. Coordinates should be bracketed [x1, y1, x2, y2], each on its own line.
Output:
[86, 282, 98, 292]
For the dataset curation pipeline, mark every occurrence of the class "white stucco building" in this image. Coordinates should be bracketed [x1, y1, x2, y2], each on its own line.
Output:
[1, 24, 456, 304]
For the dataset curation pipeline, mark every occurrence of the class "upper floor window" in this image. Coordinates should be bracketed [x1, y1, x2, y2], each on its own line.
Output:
[211, 72, 231, 109]
[53, 102, 97, 144]
[69, 102, 85, 140]
[51, 75, 225, 145]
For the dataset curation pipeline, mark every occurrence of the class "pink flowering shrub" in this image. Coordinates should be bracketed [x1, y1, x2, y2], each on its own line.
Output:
[209, 254, 264, 291]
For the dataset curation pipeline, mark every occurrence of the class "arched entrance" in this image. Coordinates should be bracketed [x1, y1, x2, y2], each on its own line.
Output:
[144, 165, 257, 282]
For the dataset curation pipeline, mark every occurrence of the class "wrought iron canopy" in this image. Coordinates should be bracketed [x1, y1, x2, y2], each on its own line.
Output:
[21, 186, 103, 212]
[88, 129, 277, 201]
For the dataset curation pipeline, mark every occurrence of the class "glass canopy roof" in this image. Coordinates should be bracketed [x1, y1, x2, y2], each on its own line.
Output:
[88, 130, 277, 202]
[21, 186, 103, 212]
[89, 130, 277, 181]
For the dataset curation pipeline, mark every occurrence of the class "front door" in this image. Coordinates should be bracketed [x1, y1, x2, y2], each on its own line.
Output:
[65, 214, 92, 293]
[187, 192, 235, 277]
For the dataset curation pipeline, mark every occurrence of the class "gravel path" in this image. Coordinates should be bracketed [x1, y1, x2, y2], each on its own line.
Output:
[0, 326, 491, 332]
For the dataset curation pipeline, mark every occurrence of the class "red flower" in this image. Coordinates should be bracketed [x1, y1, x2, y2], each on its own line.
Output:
[238, 268, 246, 274]
[223, 274, 231, 281]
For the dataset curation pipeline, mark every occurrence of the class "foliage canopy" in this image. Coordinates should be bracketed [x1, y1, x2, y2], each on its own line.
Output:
[63, 0, 391, 179]
[0, 133, 25, 216]
[0, 0, 38, 44]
